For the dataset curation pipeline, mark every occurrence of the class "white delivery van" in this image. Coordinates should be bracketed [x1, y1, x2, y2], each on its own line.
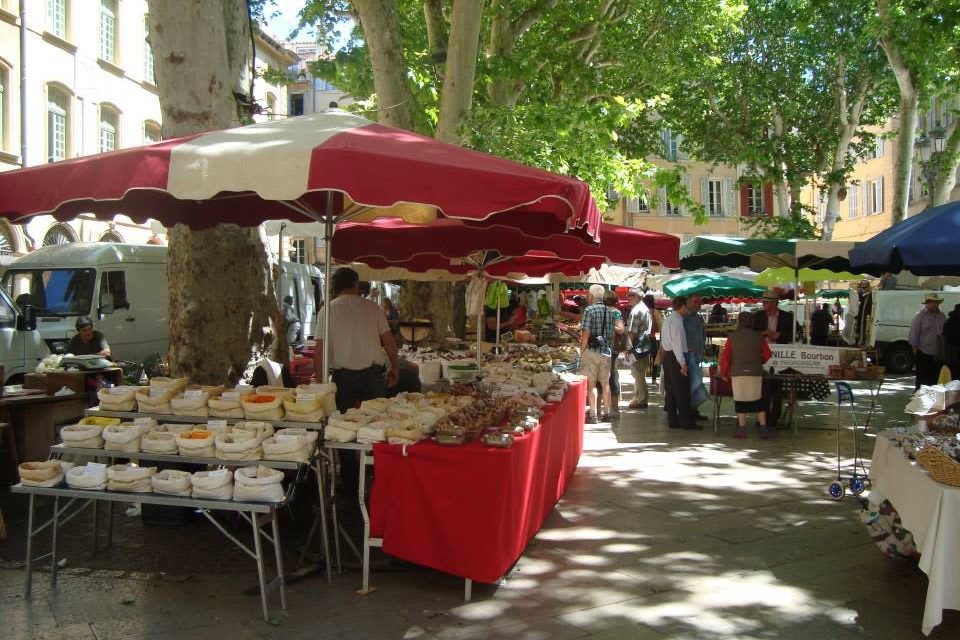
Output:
[2, 243, 323, 362]
[278, 261, 324, 339]
[0, 287, 50, 383]
[847, 289, 960, 373]
[2, 243, 168, 363]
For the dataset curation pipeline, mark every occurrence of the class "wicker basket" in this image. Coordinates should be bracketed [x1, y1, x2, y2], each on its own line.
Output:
[916, 446, 960, 487]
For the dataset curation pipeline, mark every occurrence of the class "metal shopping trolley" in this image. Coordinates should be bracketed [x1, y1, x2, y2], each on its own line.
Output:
[828, 381, 871, 500]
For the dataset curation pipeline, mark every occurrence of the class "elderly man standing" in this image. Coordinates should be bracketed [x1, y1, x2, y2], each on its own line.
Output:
[314, 267, 399, 492]
[580, 284, 624, 423]
[683, 293, 709, 421]
[626, 289, 652, 409]
[662, 296, 699, 429]
[909, 293, 947, 390]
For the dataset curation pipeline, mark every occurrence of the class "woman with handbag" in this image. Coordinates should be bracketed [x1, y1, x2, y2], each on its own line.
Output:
[719, 313, 773, 439]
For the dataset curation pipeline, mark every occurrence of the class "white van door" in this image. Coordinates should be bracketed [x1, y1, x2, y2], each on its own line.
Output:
[128, 265, 169, 361]
[0, 292, 25, 382]
[96, 269, 137, 361]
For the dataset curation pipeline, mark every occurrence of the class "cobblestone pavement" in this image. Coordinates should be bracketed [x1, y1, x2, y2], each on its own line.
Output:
[1, 373, 958, 639]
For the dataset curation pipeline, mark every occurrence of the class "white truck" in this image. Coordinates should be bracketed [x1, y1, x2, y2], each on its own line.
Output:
[2, 243, 323, 363]
[847, 288, 960, 373]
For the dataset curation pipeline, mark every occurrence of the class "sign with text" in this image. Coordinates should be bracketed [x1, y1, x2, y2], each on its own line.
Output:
[766, 345, 840, 375]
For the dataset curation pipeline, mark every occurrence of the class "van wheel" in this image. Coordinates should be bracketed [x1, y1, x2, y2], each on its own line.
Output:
[5, 373, 25, 386]
[885, 344, 914, 374]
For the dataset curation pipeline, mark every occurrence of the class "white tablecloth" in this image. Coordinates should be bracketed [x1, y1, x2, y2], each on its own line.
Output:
[870, 436, 960, 635]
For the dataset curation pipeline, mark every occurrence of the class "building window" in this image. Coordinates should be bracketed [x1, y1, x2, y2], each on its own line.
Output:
[848, 184, 859, 219]
[290, 238, 306, 264]
[143, 120, 161, 143]
[0, 65, 6, 152]
[706, 178, 725, 216]
[313, 77, 335, 92]
[870, 138, 884, 160]
[143, 16, 155, 84]
[870, 177, 884, 214]
[266, 92, 277, 121]
[100, 0, 117, 63]
[48, 0, 67, 39]
[626, 195, 650, 214]
[0, 221, 17, 256]
[290, 93, 304, 116]
[47, 87, 69, 162]
[660, 128, 679, 161]
[43, 223, 76, 246]
[99, 104, 119, 153]
[747, 184, 764, 216]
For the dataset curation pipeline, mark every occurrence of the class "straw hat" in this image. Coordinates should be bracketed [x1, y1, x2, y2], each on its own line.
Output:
[924, 293, 944, 303]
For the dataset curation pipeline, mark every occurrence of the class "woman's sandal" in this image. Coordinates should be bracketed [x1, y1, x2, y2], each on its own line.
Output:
[734, 429, 748, 439]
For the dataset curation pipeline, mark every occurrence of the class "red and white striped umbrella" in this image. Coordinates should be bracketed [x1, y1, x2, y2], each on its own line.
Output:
[0, 110, 600, 241]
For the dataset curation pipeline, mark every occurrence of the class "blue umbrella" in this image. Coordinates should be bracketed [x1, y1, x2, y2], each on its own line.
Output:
[850, 201, 960, 276]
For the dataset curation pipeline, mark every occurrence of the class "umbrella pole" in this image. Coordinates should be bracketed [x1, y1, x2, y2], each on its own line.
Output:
[476, 274, 485, 369]
[496, 287, 502, 354]
[793, 267, 799, 343]
[322, 214, 333, 383]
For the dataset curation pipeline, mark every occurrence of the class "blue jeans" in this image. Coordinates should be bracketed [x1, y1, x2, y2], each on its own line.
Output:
[686, 352, 709, 408]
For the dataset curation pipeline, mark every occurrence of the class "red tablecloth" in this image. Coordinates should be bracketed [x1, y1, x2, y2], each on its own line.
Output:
[369, 378, 586, 583]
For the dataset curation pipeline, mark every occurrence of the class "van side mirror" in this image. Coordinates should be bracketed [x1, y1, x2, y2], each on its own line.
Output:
[17, 304, 37, 332]
[100, 301, 114, 315]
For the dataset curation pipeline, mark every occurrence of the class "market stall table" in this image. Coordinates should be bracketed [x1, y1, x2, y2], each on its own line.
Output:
[326, 378, 586, 597]
[1, 391, 87, 478]
[869, 435, 960, 635]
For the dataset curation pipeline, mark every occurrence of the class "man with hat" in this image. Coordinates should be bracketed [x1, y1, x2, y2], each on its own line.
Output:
[753, 290, 798, 428]
[909, 293, 946, 390]
[67, 316, 111, 358]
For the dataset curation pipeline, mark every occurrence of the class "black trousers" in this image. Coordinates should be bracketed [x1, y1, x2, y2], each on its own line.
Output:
[915, 351, 940, 390]
[662, 353, 693, 428]
[762, 378, 783, 426]
[332, 365, 387, 493]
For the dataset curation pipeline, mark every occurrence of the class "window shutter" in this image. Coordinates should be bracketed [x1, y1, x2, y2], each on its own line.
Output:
[863, 181, 871, 216]
[627, 196, 640, 213]
[848, 188, 855, 218]
[723, 178, 735, 217]
[699, 176, 709, 212]
[682, 175, 692, 216]
[879, 176, 885, 213]
[676, 133, 687, 160]
[658, 187, 667, 215]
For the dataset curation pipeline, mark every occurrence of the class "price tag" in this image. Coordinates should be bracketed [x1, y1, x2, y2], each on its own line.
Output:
[296, 392, 316, 404]
[184, 389, 204, 399]
[500, 331, 514, 343]
[210, 469, 229, 478]
[221, 391, 239, 400]
[110, 387, 130, 395]
[207, 419, 228, 430]
[149, 387, 167, 398]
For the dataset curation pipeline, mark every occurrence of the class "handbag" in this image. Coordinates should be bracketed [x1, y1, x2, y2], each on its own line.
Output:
[630, 334, 652, 358]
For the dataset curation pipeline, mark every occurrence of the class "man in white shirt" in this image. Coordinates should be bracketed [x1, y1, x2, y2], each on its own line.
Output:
[314, 267, 399, 493]
[661, 296, 698, 429]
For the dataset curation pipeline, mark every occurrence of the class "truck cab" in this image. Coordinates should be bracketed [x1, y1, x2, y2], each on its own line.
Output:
[0, 287, 49, 384]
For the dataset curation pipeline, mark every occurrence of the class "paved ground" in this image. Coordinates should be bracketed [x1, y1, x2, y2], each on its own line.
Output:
[1, 372, 958, 639]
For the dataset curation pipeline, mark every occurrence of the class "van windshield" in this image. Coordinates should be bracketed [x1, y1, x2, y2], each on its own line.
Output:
[2, 268, 96, 316]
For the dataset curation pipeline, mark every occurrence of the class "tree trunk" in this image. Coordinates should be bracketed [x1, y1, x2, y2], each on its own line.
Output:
[931, 93, 960, 206]
[435, 0, 485, 143]
[774, 181, 789, 219]
[879, 0, 918, 224]
[149, 0, 277, 384]
[352, 0, 415, 130]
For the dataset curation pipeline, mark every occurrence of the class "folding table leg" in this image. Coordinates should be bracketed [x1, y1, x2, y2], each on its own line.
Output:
[251, 511, 270, 622]
[312, 460, 332, 582]
[50, 497, 60, 586]
[271, 514, 287, 610]
[464, 579, 472, 601]
[24, 494, 35, 597]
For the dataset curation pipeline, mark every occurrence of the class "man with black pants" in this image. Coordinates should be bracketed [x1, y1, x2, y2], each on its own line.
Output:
[754, 290, 797, 428]
[314, 267, 399, 493]
[662, 296, 698, 429]
[909, 293, 946, 390]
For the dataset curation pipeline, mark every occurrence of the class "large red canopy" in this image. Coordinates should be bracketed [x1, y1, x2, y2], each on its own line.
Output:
[0, 110, 601, 241]
[332, 219, 679, 278]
